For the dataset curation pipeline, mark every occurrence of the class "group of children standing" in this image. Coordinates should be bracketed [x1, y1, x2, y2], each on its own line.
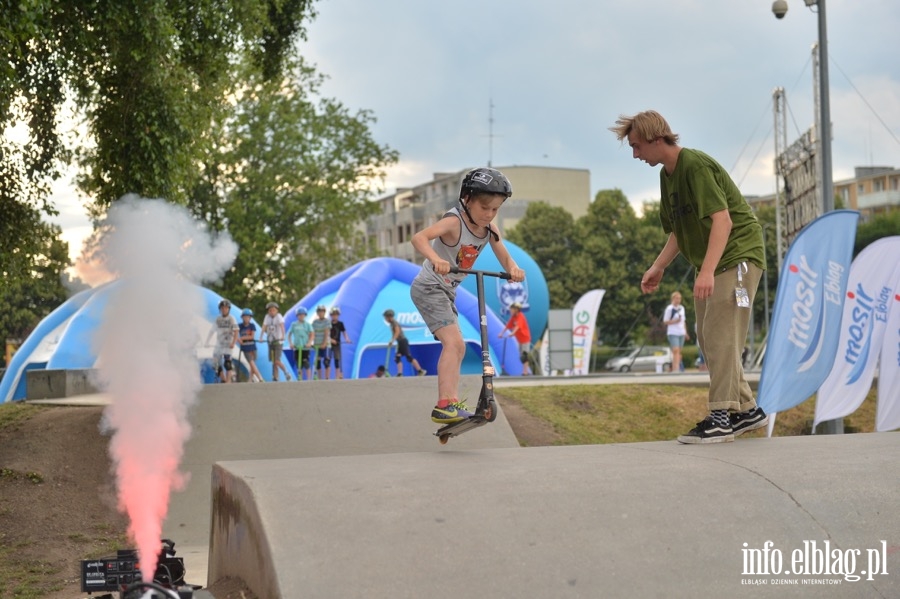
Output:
[262, 303, 351, 382]
[209, 301, 351, 383]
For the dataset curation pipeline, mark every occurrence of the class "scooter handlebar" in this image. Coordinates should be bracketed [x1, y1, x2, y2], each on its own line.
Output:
[449, 267, 512, 280]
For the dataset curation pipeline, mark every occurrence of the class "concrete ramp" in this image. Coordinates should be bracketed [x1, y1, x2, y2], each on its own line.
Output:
[209, 433, 899, 598]
[163, 376, 518, 577]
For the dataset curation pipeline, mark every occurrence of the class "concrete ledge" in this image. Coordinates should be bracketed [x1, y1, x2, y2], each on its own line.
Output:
[26, 368, 100, 399]
[209, 433, 899, 599]
[161, 375, 518, 585]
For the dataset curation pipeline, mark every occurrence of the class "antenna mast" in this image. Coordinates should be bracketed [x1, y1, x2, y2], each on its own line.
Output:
[487, 98, 494, 167]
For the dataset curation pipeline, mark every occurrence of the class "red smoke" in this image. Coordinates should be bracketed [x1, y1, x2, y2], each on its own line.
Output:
[95, 197, 236, 582]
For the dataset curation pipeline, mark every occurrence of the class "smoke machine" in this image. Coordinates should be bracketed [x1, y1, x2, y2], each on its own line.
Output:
[80, 539, 201, 598]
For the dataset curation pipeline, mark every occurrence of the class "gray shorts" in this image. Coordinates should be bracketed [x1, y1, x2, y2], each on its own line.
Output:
[410, 279, 458, 334]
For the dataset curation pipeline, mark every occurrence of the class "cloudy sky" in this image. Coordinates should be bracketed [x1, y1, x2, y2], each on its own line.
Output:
[51, 0, 900, 262]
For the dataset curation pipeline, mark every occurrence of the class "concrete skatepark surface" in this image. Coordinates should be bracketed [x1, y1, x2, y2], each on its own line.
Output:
[30, 372, 898, 597]
[209, 433, 898, 598]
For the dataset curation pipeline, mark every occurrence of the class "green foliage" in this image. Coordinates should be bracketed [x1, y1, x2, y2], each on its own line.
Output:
[194, 51, 398, 311]
[0, 0, 317, 241]
[505, 202, 577, 307]
[0, 203, 70, 366]
[508, 189, 690, 346]
[855, 208, 900, 257]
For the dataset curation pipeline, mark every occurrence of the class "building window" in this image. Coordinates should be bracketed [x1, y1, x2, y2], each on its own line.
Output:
[874, 179, 884, 192]
[857, 183, 865, 194]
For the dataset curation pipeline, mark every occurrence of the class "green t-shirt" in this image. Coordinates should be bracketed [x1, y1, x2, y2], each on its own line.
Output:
[659, 148, 766, 273]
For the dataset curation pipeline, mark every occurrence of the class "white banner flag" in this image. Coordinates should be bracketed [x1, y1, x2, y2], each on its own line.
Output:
[571, 289, 605, 376]
[814, 237, 900, 428]
[876, 286, 900, 431]
[539, 328, 551, 376]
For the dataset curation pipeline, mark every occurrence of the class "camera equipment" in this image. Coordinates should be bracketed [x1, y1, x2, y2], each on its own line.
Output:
[81, 538, 196, 598]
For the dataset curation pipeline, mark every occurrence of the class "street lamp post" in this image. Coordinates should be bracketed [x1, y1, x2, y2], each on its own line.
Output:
[772, 0, 841, 434]
[814, 0, 835, 214]
[772, 0, 834, 214]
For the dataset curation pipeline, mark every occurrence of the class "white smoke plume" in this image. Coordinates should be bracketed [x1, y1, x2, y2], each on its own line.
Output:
[94, 196, 237, 582]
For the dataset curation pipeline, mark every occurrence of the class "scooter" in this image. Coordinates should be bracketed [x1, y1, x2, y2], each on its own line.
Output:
[434, 267, 511, 444]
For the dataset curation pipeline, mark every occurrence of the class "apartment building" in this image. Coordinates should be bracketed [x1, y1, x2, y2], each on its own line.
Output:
[748, 165, 900, 219]
[366, 165, 591, 262]
[835, 166, 900, 216]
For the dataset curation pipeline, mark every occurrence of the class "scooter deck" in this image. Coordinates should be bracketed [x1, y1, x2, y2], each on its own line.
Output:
[434, 414, 488, 443]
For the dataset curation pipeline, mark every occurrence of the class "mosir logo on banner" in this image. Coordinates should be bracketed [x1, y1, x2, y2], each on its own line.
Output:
[785, 255, 844, 372]
[842, 284, 893, 384]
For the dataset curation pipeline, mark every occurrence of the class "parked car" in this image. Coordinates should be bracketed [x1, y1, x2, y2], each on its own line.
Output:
[604, 346, 673, 373]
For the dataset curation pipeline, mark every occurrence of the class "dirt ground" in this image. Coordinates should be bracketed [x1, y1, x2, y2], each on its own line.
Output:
[0, 395, 554, 598]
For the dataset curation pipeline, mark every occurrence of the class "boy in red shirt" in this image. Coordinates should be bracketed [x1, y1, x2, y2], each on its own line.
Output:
[500, 302, 532, 375]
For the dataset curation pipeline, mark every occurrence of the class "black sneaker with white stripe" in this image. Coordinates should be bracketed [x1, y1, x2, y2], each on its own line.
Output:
[677, 416, 734, 444]
[730, 407, 768, 437]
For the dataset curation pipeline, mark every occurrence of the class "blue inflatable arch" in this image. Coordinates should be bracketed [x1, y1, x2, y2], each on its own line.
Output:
[0, 282, 279, 403]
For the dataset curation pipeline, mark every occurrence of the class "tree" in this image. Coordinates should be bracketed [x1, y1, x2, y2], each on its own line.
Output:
[571, 189, 677, 347]
[505, 202, 578, 307]
[193, 52, 398, 310]
[506, 189, 706, 347]
[1, 0, 317, 237]
[854, 208, 900, 257]
[0, 211, 70, 366]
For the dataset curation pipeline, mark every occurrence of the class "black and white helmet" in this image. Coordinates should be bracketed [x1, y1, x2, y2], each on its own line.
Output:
[218, 299, 231, 310]
[459, 167, 512, 201]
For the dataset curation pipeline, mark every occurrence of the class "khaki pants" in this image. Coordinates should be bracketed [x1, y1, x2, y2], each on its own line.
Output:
[695, 262, 763, 412]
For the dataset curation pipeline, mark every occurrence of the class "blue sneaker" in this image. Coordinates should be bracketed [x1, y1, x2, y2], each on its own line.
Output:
[431, 401, 473, 424]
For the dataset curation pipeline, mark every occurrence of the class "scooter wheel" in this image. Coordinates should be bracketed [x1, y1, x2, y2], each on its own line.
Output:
[438, 434, 450, 445]
[484, 400, 498, 422]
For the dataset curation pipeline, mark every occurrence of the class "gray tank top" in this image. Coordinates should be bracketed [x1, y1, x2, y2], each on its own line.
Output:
[414, 207, 491, 289]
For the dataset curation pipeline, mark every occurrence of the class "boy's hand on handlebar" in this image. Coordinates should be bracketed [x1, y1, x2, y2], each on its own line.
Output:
[508, 266, 525, 282]
[432, 259, 451, 275]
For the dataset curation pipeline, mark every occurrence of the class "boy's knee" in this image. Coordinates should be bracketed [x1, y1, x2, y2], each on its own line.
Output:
[446, 340, 466, 359]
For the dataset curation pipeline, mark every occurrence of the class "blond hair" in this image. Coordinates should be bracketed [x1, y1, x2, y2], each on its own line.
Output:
[609, 110, 680, 145]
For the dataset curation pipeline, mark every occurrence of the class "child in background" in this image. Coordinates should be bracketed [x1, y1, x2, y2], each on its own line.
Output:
[500, 301, 532, 375]
[288, 307, 315, 381]
[207, 299, 238, 383]
[663, 291, 689, 372]
[311, 305, 332, 380]
[384, 309, 426, 377]
[260, 301, 291, 382]
[238, 308, 263, 382]
[410, 167, 525, 423]
[328, 306, 352, 379]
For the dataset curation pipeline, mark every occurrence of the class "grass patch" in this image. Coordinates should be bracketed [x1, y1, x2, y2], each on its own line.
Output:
[0, 469, 44, 484]
[499, 384, 882, 445]
[0, 543, 60, 599]
[0, 401, 41, 429]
